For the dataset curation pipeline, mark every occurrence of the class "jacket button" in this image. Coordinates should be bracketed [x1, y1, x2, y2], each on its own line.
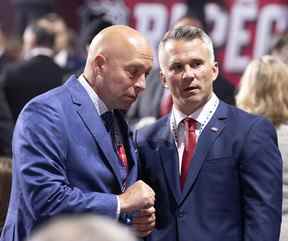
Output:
[177, 210, 184, 218]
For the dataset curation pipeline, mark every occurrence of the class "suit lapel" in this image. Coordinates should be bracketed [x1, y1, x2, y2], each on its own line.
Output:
[126, 136, 138, 186]
[65, 76, 123, 188]
[157, 116, 181, 203]
[180, 102, 228, 203]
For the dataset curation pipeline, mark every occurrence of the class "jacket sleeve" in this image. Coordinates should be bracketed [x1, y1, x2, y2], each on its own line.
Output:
[240, 117, 282, 241]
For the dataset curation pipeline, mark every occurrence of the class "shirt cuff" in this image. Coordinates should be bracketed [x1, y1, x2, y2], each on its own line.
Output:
[116, 195, 121, 219]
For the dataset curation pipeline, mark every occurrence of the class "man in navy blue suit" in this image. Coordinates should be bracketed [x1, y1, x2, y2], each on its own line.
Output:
[1, 25, 155, 241]
[135, 26, 282, 241]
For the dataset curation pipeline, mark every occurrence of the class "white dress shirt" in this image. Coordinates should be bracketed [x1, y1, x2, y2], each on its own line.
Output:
[170, 93, 219, 173]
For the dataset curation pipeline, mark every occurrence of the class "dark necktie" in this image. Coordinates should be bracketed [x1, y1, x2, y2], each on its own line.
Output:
[180, 118, 197, 190]
[101, 111, 113, 133]
[101, 111, 129, 177]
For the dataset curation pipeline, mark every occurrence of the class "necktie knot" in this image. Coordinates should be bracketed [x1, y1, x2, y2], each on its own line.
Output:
[183, 118, 197, 132]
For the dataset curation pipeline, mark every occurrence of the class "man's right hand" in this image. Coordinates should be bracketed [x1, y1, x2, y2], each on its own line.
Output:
[119, 180, 155, 213]
[132, 206, 156, 237]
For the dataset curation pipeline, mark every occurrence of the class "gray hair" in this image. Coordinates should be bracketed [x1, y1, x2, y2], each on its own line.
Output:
[159, 26, 215, 63]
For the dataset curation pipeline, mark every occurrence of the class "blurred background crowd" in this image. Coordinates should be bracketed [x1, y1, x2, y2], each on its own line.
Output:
[0, 0, 287, 155]
[0, 0, 287, 240]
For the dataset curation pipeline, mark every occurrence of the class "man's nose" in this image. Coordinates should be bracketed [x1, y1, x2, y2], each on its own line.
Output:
[182, 65, 195, 79]
[135, 74, 146, 91]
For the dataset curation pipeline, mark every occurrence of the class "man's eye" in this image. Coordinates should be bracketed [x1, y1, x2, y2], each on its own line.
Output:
[191, 62, 202, 68]
[171, 64, 183, 71]
[128, 69, 138, 78]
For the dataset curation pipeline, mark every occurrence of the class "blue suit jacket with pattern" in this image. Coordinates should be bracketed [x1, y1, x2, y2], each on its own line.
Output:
[0, 75, 138, 241]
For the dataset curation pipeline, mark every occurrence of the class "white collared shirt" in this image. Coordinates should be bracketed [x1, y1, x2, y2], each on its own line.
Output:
[23, 47, 54, 60]
[78, 74, 109, 116]
[170, 93, 219, 173]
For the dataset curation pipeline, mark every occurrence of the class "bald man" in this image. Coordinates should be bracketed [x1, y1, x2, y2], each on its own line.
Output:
[0, 26, 155, 241]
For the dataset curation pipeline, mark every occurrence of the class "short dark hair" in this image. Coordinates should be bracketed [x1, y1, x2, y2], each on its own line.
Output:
[26, 22, 55, 49]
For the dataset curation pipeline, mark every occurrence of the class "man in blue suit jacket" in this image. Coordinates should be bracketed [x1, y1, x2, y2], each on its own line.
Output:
[135, 26, 282, 241]
[1, 25, 155, 241]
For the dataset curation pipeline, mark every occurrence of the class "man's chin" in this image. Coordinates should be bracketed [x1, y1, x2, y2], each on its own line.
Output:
[119, 101, 134, 111]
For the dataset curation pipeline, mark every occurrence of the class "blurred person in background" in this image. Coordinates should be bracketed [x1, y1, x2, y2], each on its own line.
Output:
[0, 157, 12, 233]
[26, 215, 137, 241]
[0, 25, 22, 71]
[12, 0, 55, 37]
[236, 55, 288, 241]
[270, 32, 288, 65]
[79, 18, 113, 58]
[0, 26, 11, 73]
[0, 20, 64, 123]
[0, 25, 155, 241]
[0, 26, 14, 157]
[37, 13, 84, 75]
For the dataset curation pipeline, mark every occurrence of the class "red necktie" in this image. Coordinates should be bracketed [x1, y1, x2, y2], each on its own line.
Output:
[117, 144, 129, 170]
[180, 118, 197, 190]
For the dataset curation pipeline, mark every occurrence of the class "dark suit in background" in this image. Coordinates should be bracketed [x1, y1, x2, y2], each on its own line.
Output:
[1, 55, 64, 122]
[0, 21, 64, 122]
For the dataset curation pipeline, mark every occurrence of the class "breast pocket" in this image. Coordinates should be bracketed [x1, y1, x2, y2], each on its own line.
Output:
[204, 156, 234, 167]
[198, 156, 239, 211]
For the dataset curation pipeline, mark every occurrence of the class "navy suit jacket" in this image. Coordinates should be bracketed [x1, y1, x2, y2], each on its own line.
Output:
[135, 101, 282, 241]
[0, 75, 138, 241]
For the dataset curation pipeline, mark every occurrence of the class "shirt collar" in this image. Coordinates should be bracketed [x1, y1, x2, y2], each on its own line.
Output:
[172, 93, 219, 129]
[78, 74, 109, 115]
[24, 47, 54, 60]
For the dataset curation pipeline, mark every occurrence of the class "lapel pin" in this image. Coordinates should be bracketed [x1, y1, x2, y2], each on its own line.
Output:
[210, 127, 219, 132]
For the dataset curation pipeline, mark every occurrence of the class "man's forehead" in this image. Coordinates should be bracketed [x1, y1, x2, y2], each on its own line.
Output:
[125, 56, 153, 72]
[136, 51, 153, 60]
[164, 38, 203, 52]
[163, 39, 209, 59]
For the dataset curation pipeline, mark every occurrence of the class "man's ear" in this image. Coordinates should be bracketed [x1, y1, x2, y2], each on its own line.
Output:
[212, 61, 219, 82]
[160, 71, 168, 88]
[92, 54, 106, 74]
